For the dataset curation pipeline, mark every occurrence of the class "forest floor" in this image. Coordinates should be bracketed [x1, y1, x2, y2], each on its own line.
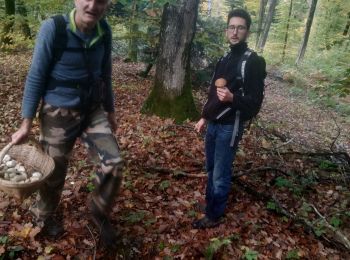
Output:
[0, 53, 349, 259]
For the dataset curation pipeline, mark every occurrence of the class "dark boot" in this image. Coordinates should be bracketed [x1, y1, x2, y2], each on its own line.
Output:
[37, 215, 64, 238]
[192, 216, 221, 229]
[90, 168, 122, 248]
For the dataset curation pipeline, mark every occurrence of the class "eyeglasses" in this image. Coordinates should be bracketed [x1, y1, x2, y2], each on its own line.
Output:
[227, 25, 247, 32]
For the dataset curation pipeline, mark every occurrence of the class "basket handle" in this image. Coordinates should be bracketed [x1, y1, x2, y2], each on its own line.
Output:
[0, 142, 14, 163]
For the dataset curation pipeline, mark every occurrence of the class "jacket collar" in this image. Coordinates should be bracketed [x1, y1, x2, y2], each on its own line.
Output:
[230, 42, 248, 55]
[68, 8, 105, 47]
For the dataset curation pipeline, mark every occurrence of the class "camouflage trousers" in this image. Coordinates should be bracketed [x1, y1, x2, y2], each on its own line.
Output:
[30, 103, 123, 221]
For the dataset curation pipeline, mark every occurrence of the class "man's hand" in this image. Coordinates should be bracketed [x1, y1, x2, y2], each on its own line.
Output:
[217, 87, 234, 102]
[11, 118, 33, 144]
[107, 112, 118, 133]
[194, 118, 206, 133]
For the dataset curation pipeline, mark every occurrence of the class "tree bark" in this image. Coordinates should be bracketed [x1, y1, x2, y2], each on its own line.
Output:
[207, 0, 212, 16]
[257, 0, 277, 52]
[17, 0, 32, 39]
[295, 0, 318, 66]
[343, 12, 350, 36]
[255, 0, 268, 50]
[281, 0, 293, 61]
[127, 0, 138, 62]
[1, 0, 16, 45]
[142, 0, 199, 122]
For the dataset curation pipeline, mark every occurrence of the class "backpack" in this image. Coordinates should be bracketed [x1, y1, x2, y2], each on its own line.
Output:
[236, 48, 266, 120]
[230, 49, 266, 147]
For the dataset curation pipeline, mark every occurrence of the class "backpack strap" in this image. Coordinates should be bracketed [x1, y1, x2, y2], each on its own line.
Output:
[236, 48, 253, 90]
[99, 19, 111, 76]
[51, 15, 68, 66]
[230, 49, 253, 147]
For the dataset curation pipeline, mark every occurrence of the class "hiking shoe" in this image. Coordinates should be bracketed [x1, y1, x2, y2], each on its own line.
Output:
[192, 216, 221, 229]
[89, 200, 120, 249]
[38, 216, 64, 238]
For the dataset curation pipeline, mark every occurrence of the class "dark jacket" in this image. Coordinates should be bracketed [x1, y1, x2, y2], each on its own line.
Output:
[202, 42, 266, 123]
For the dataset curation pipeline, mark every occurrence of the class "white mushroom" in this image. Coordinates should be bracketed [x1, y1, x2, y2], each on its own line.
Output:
[6, 160, 17, 168]
[32, 172, 43, 179]
[2, 154, 11, 163]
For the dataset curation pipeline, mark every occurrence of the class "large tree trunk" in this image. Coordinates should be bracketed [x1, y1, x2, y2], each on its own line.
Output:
[255, 0, 268, 50]
[295, 0, 318, 66]
[1, 0, 16, 45]
[281, 0, 293, 61]
[257, 0, 277, 52]
[142, 0, 199, 122]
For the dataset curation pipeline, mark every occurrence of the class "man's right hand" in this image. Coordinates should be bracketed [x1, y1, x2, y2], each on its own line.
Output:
[11, 118, 33, 144]
[194, 118, 206, 133]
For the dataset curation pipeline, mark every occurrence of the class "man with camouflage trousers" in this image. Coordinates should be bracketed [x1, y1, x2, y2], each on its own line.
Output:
[11, 0, 122, 248]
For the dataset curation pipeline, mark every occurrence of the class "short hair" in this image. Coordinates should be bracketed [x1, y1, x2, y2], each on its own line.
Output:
[227, 9, 252, 30]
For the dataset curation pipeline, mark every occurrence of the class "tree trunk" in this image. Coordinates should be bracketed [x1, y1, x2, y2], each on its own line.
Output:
[207, 0, 212, 16]
[17, 0, 31, 39]
[343, 12, 350, 36]
[1, 0, 16, 45]
[255, 0, 268, 50]
[127, 0, 138, 62]
[281, 0, 293, 61]
[142, 0, 199, 122]
[295, 0, 318, 66]
[257, 0, 277, 52]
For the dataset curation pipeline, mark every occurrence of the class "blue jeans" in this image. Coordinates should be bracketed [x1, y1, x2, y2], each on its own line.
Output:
[204, 121, 244, 220]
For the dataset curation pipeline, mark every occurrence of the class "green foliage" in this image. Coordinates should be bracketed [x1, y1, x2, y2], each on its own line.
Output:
[318, 160, 338, 170]
[86, 182, 95, 192]
[158, 241, 165, 251]
[266, 201, 277, 210]
[274, 177, 292, 188]
[286, 249, 300, 259]
[159, 180, 170, 191]
[86, 172, 96, 192]
[263, 0, 350, 105]
[330, 216, 342, 229]
[0, 245, 24, 260]
[314, 220, 326, 237]
[298, 201, 312, 218]
[0, 236, 8, 244]
[204, 237, 232, 260]
[242, 248, 258, 260]
[171, 244, 181, 253]
[193, 15, 226, 67]
[122, 210, 146, 223]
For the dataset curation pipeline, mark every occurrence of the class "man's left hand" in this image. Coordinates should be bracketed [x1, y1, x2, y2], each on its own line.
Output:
[217, 87, 234, 102]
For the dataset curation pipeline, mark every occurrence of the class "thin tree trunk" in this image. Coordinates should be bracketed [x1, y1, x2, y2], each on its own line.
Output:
[17, 0, 31, 39]
[207, 0, 212, 16]
[295, 0, 318, 66]
[127, 0, 138, 62]
[142, 0, 199, 122]
[343, 12, 350, 36]
[281, 0, 293, 61]
[257, 0, 277, 52]
[255, 0, 268, 50]
[2, 0, 16, 45]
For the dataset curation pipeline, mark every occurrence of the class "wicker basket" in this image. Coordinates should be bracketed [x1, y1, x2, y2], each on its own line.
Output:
[0, 142, 55, 201]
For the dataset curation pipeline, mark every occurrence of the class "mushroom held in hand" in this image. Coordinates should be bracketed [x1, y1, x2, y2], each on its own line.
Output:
[215, 78, 227, 88]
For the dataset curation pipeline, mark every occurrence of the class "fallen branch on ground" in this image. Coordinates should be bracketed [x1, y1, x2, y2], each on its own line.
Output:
[142, 166, 206, 178]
